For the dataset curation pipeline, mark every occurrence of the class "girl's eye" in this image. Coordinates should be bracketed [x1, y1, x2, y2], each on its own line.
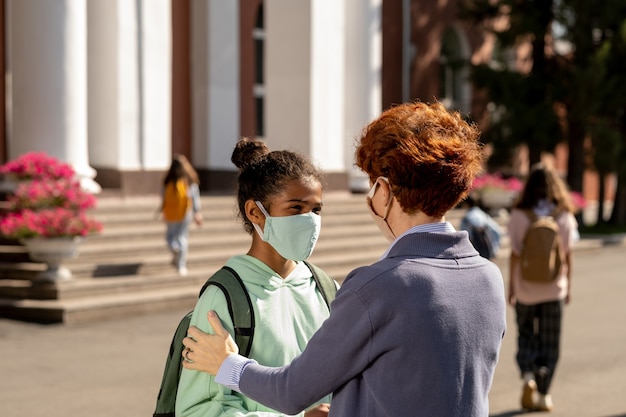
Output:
[287, 203, 322, 214]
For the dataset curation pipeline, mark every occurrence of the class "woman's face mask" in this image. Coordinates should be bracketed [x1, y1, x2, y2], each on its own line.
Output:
[366, 177, 396, 242]
[253, 201, 321, 261]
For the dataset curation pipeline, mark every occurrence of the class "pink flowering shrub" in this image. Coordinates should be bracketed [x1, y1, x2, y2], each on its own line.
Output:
[6, 179, 97, 211]
[570, 191, 588, 210]
[471, 173, 523, 193]
[0, 153, 103, 240]
[0, 152, 75, 180]
[0, 209, 102, 239]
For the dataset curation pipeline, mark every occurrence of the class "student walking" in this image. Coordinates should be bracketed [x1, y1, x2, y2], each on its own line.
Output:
[460, 195, 502, 260]
[507, 162, 579, 412]
[161, 154, 203, 276]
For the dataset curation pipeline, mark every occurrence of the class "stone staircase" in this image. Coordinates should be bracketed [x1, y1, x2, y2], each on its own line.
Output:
[1, 191, 470, 325]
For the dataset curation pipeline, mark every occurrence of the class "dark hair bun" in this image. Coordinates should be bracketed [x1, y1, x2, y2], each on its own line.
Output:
[231, 137, 270, 171]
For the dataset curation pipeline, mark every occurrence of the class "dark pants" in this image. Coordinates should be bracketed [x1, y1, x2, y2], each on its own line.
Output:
[515, 300, 563, 394]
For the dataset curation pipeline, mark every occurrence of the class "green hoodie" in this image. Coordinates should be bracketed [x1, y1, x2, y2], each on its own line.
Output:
[176, 255, 333, 416]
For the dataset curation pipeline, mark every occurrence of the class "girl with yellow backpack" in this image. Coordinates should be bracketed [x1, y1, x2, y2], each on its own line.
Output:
[161, 154, 203, 276]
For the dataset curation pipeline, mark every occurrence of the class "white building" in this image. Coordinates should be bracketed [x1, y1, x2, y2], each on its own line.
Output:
[1, 0, 487, 195]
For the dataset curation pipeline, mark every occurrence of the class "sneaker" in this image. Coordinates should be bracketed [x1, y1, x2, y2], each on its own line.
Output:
[536, 394, 554, 412]
[521, 378, 538, 410]
[178, 266, 188, 276]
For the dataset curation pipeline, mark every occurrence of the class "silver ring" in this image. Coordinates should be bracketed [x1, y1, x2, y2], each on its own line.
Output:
[184, 348, 192, 362]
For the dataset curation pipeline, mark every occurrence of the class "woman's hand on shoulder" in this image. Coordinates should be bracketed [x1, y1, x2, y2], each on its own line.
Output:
[182, 311, 239, 375]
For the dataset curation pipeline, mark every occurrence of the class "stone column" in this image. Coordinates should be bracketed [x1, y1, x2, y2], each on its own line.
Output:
[138, 0, 172, 170]
[7, 0, 100, 192]
[191, 0, 240, 172]
[87, 0, 171, 190]
[265, 0, 346, 179]
[344, 0, 382, 192]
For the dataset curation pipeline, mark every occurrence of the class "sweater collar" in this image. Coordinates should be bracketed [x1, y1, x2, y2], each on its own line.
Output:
[384, 227, 476, 260]
[380, 221, 456, 258]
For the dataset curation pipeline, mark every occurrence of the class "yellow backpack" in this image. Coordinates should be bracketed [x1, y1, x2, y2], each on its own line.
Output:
[162, 180, 189, 222]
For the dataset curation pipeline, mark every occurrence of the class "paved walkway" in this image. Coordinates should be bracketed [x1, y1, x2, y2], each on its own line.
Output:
[1, 241, 625, 417]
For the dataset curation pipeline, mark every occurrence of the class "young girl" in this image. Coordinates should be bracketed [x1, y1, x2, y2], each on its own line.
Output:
[161, 154, 203, 276]
[175, 138, 334, 416]
[508, 162, 579, 412]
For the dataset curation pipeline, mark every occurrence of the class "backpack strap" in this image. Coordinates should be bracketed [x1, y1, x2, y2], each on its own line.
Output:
[153, 311, 193, 417]
[153, 267, 255, 417]
[199, 266, 255, 357]
[303, 261, 337, 310]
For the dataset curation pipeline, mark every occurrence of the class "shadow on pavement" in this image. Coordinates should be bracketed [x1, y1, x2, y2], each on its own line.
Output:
[490, 410, 531, 417]
[490, 411, 626, 417]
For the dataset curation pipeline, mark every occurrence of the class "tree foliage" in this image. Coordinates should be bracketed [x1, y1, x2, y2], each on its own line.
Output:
[459, 0, 626, 226]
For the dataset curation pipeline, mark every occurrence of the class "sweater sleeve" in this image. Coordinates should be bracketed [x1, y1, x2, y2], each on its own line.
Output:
[235, 286, 373, 415]
[215, 354, 256, 391]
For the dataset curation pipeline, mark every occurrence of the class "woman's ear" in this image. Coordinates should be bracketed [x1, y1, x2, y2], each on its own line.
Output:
[244, 199, 264, 225]
[377, 178, 393, 204]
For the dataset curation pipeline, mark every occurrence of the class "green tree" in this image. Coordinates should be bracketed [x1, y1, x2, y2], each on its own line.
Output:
[460, 0, 626, 226]
[461, 0, 562, 167]
[591, 16, 626, 226]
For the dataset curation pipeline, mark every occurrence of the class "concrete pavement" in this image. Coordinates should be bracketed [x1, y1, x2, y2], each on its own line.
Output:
[488, 243, 626, 417]
[1, 242, 625, 417]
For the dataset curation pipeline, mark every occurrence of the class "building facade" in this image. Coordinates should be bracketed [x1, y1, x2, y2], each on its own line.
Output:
[0, 0, 493, 195]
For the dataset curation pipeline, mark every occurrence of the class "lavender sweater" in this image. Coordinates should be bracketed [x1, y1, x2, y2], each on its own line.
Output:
[236, 231, 506, 416]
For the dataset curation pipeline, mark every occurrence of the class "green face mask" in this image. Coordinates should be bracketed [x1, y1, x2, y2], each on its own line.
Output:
[253, 201, 321, 261]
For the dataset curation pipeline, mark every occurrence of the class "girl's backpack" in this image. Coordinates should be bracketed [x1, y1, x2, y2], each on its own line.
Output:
[152, 262, 337, 417]
[162, 180, 189, 222]
[520, 210, 564, 282]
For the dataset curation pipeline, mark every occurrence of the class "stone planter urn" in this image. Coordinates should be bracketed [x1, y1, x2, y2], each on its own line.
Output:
[480, 189, 517, 211]
[21, 237, 81, 282]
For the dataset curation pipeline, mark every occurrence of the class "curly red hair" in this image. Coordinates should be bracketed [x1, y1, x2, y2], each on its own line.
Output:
[355, 101, 484, 217]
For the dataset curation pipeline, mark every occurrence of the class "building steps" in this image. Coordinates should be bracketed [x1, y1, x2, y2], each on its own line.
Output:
[2, 191, 433, 324]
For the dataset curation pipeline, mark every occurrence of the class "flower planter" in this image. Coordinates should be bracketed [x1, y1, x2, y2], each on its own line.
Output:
[472, 173, 522, 212]
[0, 154, 102, 267]
[480, 189, 517, 210]
[21, 237, 81, 282]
